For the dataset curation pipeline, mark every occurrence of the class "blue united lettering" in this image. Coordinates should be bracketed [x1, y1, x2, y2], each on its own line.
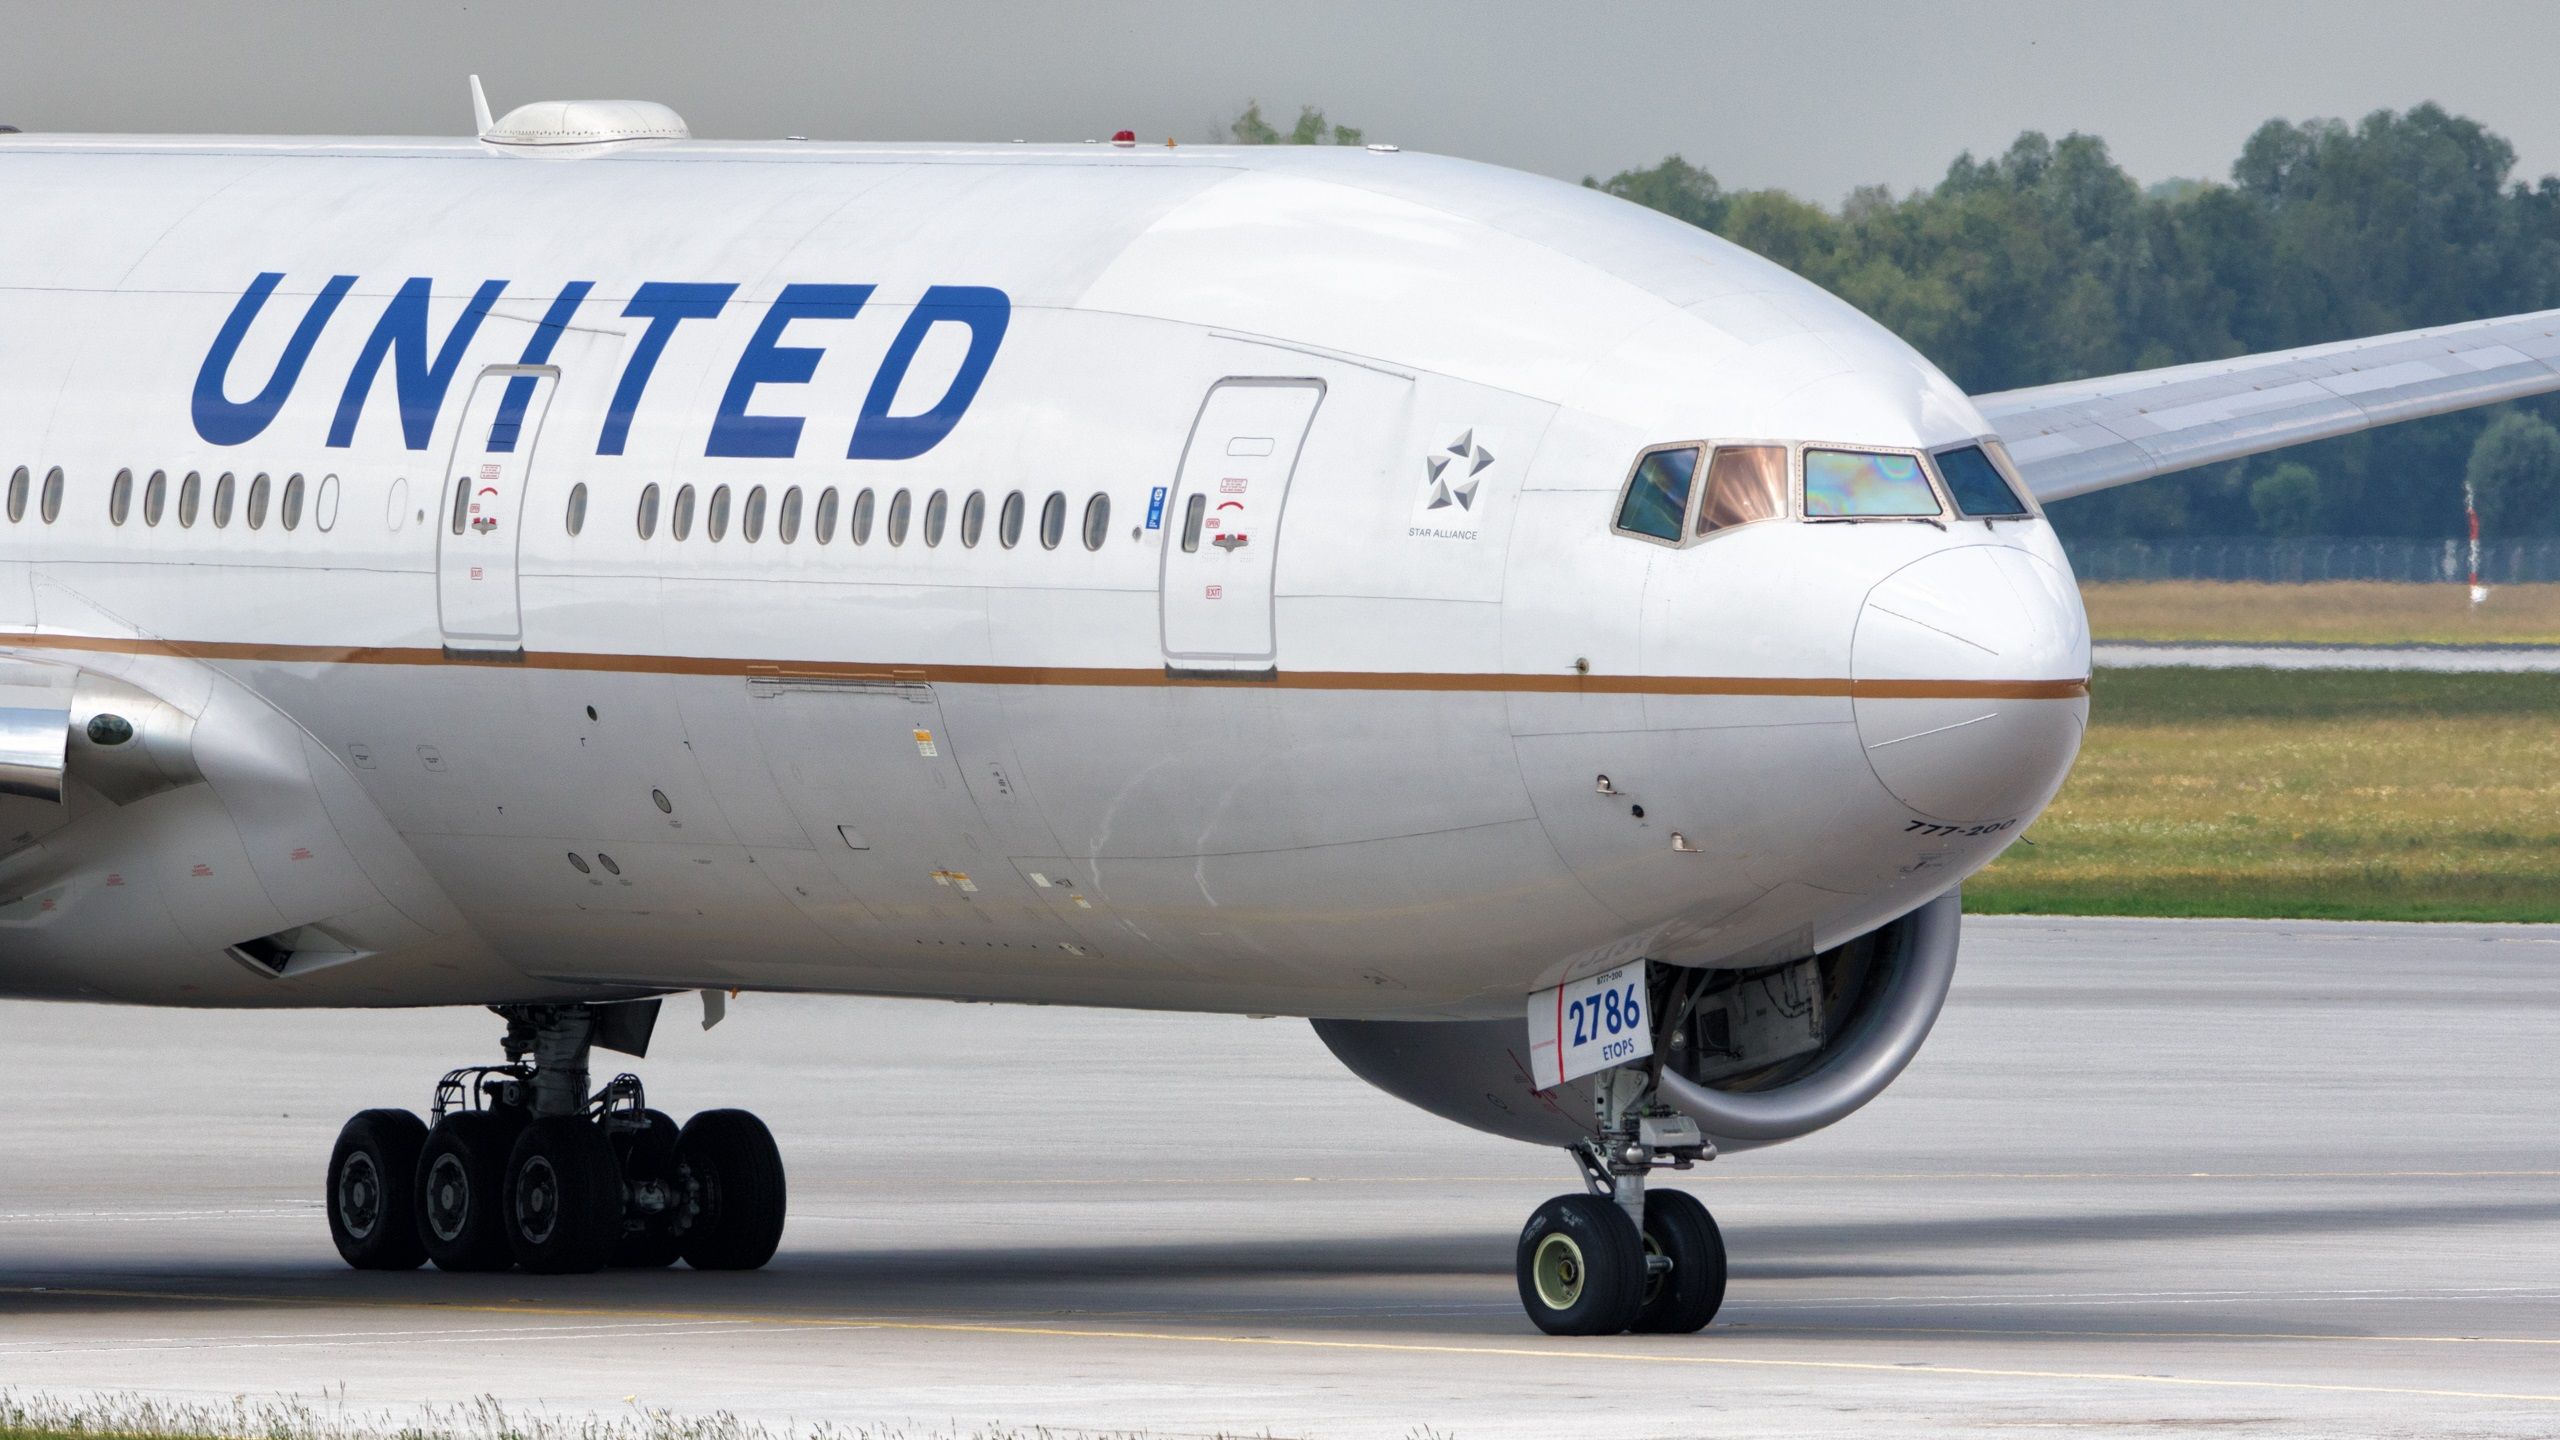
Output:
[189, 274, 1010, 461]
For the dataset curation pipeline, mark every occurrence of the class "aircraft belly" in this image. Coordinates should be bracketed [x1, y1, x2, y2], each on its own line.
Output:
[273, 665, 1632, 1014]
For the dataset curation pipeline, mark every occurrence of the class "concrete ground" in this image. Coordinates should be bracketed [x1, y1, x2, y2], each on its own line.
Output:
[2094, 641, 2560, 670]
[1, 915, 2555, 1439]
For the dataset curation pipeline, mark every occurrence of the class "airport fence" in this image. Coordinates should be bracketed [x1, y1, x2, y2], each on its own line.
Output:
[2061, 536, 2560, 584]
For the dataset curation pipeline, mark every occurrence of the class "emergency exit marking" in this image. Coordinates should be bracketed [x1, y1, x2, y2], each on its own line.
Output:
[914, 729, 938, 757]
[1205, 584, 1223, 599]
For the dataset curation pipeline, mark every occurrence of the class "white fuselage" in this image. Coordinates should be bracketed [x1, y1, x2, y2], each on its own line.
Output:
[0, 135, 2090, 1019]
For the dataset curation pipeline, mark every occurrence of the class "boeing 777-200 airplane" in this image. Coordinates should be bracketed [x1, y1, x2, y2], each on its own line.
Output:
[7, 92, 2558, 1335]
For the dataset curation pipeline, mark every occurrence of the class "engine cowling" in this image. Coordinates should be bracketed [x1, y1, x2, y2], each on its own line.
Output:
[1312, 890, 1962, 1151]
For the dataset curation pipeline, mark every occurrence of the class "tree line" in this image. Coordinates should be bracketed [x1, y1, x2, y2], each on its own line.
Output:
[1230, 102, 2560, 541]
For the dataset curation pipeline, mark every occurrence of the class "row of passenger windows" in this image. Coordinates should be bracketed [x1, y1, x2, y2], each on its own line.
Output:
[562, 481, 1117, 553]
[8, 465, 333, 532]
[1614, 440, 2030, 544]
[9, 464, 1125, 555]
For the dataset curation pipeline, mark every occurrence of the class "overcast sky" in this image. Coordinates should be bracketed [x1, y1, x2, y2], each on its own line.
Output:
[11, 1, 2560, 203]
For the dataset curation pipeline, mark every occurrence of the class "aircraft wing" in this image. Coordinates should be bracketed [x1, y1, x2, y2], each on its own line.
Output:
[1974, 307, 2560, 502]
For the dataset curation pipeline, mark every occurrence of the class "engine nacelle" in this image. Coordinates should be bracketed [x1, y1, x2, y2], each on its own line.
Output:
[1312, 891, 1962, 1151]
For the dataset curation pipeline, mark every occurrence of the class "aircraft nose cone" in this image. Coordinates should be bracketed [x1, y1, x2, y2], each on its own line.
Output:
[1851, 545, 2090, 823]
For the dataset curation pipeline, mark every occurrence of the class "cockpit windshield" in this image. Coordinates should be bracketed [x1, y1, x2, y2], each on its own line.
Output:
[1696, 445, 1787, 535]
[1615, 446, 1698, 541]
[1931, 444, 2032, 518]
[1803, 449, 1941, 518]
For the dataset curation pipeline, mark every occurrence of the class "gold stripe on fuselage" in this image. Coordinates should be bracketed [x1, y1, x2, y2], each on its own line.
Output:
[0, 632, 2090, 700]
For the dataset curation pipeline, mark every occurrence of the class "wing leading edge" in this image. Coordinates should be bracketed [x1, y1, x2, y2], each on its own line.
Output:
[1975, 308, 2560, 502]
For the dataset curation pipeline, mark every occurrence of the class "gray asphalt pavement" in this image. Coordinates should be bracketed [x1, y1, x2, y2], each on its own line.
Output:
[3, 916, 2556, 1438]
[2096, 641, 2560, 670]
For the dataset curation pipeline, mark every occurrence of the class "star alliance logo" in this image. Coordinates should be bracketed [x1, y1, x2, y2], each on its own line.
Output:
[1409, 428, 1493, 542]
[1424, 428, 1495, 511]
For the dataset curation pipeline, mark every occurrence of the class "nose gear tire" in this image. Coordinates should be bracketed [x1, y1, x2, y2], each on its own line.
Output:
[504, 1115, 624, 1274]
[1629, 1188, 1726, 1334]
[1516, 1193, 1644, 1336]
[325, 1109, 428, 1271]
[675, 1108, 787, 1271]
[415, 1110, 520, 1272]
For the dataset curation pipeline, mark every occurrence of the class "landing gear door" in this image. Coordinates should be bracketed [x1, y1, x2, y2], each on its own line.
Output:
[437, 364, 557, 657]
[1158, 378, 1324, 674]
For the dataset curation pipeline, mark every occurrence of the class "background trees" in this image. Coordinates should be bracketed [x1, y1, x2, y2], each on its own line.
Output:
[1588, 105, 2560, 544]
[1227, 100, 2560, 543]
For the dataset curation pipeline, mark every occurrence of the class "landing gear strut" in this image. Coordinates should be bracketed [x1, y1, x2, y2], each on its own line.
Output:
[1515, 1067, 1726, 1336]
[322, 1001, 787, 1275]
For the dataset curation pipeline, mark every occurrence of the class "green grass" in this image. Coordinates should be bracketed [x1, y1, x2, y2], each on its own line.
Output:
[1967, 668, 2560, 923]
[0, 1394, 1265, 1440]
[2082, 581, 2560, 646]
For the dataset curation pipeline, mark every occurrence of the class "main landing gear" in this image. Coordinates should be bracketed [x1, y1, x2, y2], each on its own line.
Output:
[323, 1003, 786, 1275]
[1515, 1068, 1726, 1336]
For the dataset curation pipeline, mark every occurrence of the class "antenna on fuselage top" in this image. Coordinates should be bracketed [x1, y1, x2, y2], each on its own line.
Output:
[468, 75, 494, 138]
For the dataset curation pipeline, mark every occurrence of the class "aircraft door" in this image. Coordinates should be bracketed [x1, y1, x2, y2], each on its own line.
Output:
[437, 365, 557, 656]
[1159, 378, 1324, 671]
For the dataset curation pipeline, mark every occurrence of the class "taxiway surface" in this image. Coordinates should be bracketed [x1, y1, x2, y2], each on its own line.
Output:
[3, 916, 2556, 1438]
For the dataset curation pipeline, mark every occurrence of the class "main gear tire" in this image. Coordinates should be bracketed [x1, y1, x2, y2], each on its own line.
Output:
[504, 1115, 624, 1275]
[326, 1108, 428, 1271]
[674, 1109, 787, 1271]
[416, 1110, 520, 1272]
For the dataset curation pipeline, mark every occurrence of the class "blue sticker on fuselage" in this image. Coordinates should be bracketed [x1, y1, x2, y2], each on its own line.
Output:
[1146, 486, 1168, 529]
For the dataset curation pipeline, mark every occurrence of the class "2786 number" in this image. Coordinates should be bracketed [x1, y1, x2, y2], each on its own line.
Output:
[1566, 980, 1644, 1048]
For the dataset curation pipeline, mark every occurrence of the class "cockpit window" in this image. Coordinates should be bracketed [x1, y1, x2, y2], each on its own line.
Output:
[1803, 448, 1940, 518]
[1696, 445, 1788, 536]
[1932, 444, 2032, 518]
[1615, 445, 1698, 541]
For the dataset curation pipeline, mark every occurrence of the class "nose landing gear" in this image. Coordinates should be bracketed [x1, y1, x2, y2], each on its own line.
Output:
[1514, 1069, 1726, 1336]
[322, 1001, 787, 1275]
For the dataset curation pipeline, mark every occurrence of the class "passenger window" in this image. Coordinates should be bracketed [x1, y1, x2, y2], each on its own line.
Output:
[1040, 492, 1065, 550]
[886, 489, 911, 546]
[998, 491, 1025, 548]
[1933, 444, 2031, 518]
[1616, 446, 1697, 541]
[447, 473, 468, 534]
[213, 472, 237, 529]
[636, 483, 661, 539]
[813, 487, 839, 543]
[246, 473, 271, 530]
[923, 489, 947, 547]
[1697, 446, 1788, 535]
[671, 483, 697, 540]
[1804, 449, 1940, 518]
[565, 482, 588, 536]
[179, 472, 201, 528]
[851, 487, 875, 544]
[960, 491, 985, 548]
[281, 474, 305, 531]
[778, 486, 803, 543]
[144, 470, 167, 527]
[40, 467, 63, 524]
[708, 484, 734, 542]
[5, 467, 24, 523]
[1180, 492, 1207, 553]
[1083, 493, 1110, 551]
[742, 485, 767, 543]
[109, 469, 133, 526]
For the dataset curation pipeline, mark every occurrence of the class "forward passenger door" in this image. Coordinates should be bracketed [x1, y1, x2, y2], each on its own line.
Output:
[1158, 378, 1324, 674]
